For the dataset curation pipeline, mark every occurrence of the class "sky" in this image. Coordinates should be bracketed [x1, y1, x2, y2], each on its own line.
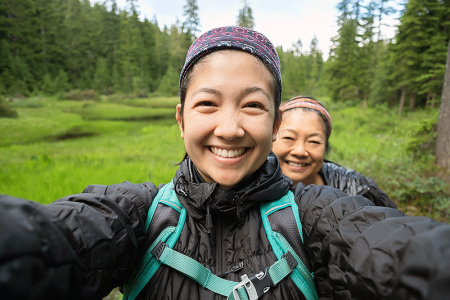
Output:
[115, 0, 403, 60]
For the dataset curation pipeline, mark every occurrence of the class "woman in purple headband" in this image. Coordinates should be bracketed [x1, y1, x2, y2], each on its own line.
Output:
[0, 26, 449, 300]
[272, 96, 396, 208]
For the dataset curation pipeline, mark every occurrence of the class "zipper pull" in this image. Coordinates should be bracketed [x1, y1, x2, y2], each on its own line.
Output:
[206, 202, 213, 233]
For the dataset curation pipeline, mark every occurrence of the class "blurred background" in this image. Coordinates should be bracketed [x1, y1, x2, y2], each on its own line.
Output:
[0, 0, 449, 233]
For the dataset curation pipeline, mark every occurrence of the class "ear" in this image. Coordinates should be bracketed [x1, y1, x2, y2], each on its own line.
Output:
[176, 104, 184, 139]
[272, 115, 282, 142]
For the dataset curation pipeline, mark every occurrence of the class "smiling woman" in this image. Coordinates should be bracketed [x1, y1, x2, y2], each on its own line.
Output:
[272, 96, 397, 208]
[176, 50, 277, 188]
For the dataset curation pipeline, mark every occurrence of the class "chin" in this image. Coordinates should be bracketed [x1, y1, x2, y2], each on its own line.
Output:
[214, 174, 246, 189]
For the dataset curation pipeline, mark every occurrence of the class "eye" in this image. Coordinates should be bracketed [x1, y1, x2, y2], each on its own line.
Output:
[309, 140, 322, 145]
[245, 102, 265, 109]
[283, 136, 294, 141]
[197, 101, 215, 107]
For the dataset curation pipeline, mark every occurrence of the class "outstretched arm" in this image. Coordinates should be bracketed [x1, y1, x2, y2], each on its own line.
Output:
[295, 184, 450, 300]
[0, 181, 158, 300]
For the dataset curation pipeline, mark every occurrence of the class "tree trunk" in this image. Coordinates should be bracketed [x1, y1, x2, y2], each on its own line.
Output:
[362, 93, 367, 108]
[426, 93, 431, 108]
[409, 93, 416, 111]
[432, 93, 436, 108]
[398, 87, 406, 114]
[389, 90, 397, 108]
[436, 38, 450, 179]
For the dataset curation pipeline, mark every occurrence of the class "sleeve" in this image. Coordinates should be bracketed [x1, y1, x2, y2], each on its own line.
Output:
[0, 181, 158, 300]
[294, 184, 450, 300]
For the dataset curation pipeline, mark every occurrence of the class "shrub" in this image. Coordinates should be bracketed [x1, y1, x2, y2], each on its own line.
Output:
[62, 89, 100, 101]
[0, 98, 18, 118]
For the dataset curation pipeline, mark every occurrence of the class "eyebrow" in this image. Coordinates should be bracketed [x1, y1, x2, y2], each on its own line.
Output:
[241, 86, 271, 100]
[282, 129, 324, 139]
[192, 87, 222, 98]
[191, 86, 271, 100]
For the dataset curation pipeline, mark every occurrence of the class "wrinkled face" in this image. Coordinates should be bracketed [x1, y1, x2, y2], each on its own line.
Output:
[176, 51, 278, 189]
[272, 109, 326, 186]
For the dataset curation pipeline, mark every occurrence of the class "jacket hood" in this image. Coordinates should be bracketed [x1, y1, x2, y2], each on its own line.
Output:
[173, 152, 292, 223]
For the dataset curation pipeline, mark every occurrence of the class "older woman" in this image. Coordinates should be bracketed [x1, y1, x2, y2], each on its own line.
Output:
[272, 96, 397, 208]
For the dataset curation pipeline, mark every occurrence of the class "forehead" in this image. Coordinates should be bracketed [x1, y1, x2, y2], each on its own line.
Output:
[282, 109, 326, 132]
[188, 50, 275, 97]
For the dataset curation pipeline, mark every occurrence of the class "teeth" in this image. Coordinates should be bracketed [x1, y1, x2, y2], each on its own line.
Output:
[288, 162, 306, 167]
[210, 147, 245, 158]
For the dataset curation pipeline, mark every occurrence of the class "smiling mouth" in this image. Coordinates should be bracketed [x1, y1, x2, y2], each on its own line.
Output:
[210, 146, 247, 158]
[287, 161, 309, 167]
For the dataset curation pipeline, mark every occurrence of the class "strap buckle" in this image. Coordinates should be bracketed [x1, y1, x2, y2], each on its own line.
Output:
[151, 241, 167, 261]
[232, 267, 274, 300]
[232, 274, 258, 300]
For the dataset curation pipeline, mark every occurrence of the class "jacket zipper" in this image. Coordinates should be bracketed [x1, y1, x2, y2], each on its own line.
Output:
[215, 216, 223, 300]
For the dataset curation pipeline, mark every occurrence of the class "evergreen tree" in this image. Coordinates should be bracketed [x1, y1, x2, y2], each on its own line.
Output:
[156, 65, 179, 96]
[182, 0, 200, 37]
[54, 69, 72, 92]
[94, 57, 110, 91]
[325, 0, 359, 102]
[236, 0, 255, 29]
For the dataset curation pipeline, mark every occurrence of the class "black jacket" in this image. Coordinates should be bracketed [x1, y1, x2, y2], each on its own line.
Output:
[0, 154, 449, 300]
[320, 160, 397, 208]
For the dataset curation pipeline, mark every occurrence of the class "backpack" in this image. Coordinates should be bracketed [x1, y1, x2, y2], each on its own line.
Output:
[123, 181, 319, 300]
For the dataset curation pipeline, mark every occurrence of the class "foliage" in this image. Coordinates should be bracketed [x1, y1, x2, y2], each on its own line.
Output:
[277, 36, 326, 99]
[182, 0, 200, 37]
[329, 104, 449, 222]
[236, 0, 255, 29]
[0, 0, 190, 98]
[62, 89, 100, 101]
[323, 0, 449, 111]
[0, 98, 18, 118]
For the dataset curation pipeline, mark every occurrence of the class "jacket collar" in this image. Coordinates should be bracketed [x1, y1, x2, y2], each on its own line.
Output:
[173, 152, 292, 222]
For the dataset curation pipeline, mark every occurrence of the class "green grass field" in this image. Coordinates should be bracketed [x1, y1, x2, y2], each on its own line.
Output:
[1, 96, 449, 221]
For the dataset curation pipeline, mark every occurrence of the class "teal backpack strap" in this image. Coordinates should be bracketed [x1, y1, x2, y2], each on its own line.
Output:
[150, 238, 299, 300]
[260, 191, 319, 300]
[123, 181, 187, 300]
[123, 182, 301, 300]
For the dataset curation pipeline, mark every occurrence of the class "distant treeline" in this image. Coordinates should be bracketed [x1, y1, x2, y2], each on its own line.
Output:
[325, 0, 450, 112]
[0, 0, 449, 111]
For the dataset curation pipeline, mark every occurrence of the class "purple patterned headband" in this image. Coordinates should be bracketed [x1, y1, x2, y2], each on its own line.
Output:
[280, 96, 333, 137]
[179, 26, 282, 104]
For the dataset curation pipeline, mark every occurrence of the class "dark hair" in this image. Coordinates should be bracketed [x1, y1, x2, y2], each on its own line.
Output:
[178, 50, 281, 163]
[281, 97, 331, 157]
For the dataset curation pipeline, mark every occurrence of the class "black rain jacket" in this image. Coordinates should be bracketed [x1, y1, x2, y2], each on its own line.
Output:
[320, 160, 397, 208]
[0, 153, 449, 300]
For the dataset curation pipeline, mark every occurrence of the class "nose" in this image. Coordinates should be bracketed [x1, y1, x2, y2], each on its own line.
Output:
[214, 109, 245, 140]
[291, 141, 308, 157]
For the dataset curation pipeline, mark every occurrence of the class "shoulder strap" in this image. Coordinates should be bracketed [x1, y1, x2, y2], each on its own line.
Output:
[123, 184, 304, 300]
[123, 181, 187, 300]
[260, 191, 319, 300]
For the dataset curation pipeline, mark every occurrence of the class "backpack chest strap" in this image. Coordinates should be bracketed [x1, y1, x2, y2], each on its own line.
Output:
[152, 240, 298, 300]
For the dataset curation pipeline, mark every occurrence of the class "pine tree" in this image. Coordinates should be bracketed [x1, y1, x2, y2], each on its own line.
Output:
[236, 0, 255, 29]
[182, 0, 200, 38]
[325, 0, 359, 102]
